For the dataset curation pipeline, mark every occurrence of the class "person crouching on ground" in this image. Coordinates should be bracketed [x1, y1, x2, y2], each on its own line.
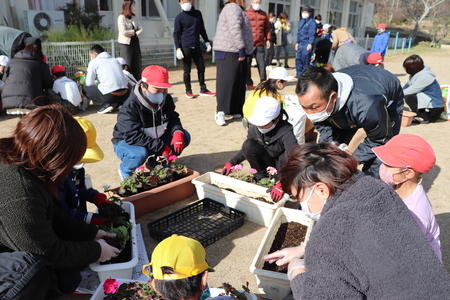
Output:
[373, 134, 442, 261]
[221, 97, 297, 201]
[112, 65, 190, 180]
[148, 234, 235, 300]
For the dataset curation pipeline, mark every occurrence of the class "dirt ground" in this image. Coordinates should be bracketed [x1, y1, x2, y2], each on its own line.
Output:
[1, 44, 450, 299]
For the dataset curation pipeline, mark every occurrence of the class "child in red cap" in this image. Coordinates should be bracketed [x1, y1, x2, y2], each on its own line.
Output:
[373, 134, 441, 261]
[112, 65, 190, 180]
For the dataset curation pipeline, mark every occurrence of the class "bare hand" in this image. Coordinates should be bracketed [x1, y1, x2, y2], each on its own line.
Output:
[95, 229, 116, 241]
[127, 32, 135, 37]
[238, 56, 245, 61]
[295, 44, 299, 51]
[306, 44, 312, 51]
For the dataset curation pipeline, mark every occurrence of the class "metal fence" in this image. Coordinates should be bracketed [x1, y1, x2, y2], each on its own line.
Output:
[42, 37, 176, 80]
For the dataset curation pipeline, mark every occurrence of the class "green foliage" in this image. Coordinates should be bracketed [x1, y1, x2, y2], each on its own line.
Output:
[105, 226, 131, 249]
[59, 2, 103, 29]
[42, 25, 115, 42]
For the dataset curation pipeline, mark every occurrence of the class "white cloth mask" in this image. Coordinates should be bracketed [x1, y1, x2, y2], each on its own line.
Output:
[306, 94, 335, 123]
[181, 3, 192, 11]
[258, 122, 277, 134]
[302, 13, 310, 19]
[300, 185, 324, 221]
[252, 4, 261, 11]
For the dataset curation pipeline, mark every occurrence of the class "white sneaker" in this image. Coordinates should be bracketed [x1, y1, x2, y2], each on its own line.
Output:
[266, 66, 273, 71]
[215, 111, 226, 126]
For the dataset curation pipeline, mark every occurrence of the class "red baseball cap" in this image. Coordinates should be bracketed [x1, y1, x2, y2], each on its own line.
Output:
[377, 23, 386, 29]
[367, 53, 384, 65]
[372, 134, 436, 173]
[141, 65, 172, 88]
[51, 64, 65, 74]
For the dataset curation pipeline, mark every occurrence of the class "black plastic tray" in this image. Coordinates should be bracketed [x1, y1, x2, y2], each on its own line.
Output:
[147, 198, 246, 247]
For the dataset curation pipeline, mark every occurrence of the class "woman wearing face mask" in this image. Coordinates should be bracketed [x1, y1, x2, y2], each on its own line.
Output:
[112, 65, 191, 180]
[274, 12, 291, 68]
[264, 142, 450, 299]
[221, 97, 297, 201]
[118, 0, 143, 80]
[373, 134, 441, 261]
[265, 12, 277, 71]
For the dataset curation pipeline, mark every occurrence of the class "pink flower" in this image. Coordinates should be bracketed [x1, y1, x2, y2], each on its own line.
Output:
[248, 168, 257, 174]
[168, 155, 178, 162]
[136, 165, 146, 172]
[103, 278, 119, 294]
[266, 166, 277, 176]
[231, 164, 243, 171]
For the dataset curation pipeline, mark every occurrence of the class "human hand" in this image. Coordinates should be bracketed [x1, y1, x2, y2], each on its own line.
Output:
[205, 42, 212, 53]
[161, 145, 172, 162]
[306, 44, 312, 51]
[97, 239, 121, 262]
[266, 40, 271, 49]
[91, 214, 113, 227]
[95, 229, 116, 241]
[127, 32, 135, 37]
[287, 257, 306, 280]
[264, 243, 306, 266]
[170, 131, 185, 156]
[266, 182, 285, 202]
[221, 162, 233, 175]
[295, 44, 299, 51]
[176, 48, 184, 60]
[238, 56, 245, 62]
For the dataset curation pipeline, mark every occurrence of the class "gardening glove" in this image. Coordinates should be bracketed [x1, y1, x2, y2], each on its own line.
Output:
[90, 213, 113, 227]
[287, 257, 306, 280]
[176, 48, 184, 60]
[160, 145, 172, 162]
[221, 162, 233, 175]
[97, 238, 121, 262]
[205, 42, 212, 52]
[264, 243, 306, 266]
[93, 193, 108, 207]
[93, 193, 123, 219]
[170, 131, 185, 156]
[267, 182, 285, 202]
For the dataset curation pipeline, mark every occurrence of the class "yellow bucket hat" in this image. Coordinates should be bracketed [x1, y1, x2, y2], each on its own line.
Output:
[74, 117, 104, 163]
[146, 234, 214, 280]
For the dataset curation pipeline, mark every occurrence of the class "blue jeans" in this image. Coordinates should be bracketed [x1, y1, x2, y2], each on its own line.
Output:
[276, 44, 290, 67]
[295, 44, 312, 76]
[114, 129, 191, 177]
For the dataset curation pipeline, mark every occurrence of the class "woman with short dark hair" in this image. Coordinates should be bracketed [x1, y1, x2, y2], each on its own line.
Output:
[403, 54, 443, 124]
[265, 142, 450, 299]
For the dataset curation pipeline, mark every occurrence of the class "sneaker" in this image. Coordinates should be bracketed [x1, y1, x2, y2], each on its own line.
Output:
[266, 66, 273, 71]
[97, 105, 114, 114]
[215, 111, 226, 126]
[199, 90, 216, 97]
[247, 85, 255, 90]
[185, 92, 195, 99]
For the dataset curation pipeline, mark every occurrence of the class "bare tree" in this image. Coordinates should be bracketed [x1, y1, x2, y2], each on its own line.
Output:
[403, 0, 450, 41]
[427, 3, 450, 44]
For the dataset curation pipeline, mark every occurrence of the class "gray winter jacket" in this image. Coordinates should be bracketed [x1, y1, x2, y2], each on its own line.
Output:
[403, 66, 443, 109]
[291, 171, 450, 299]
[332, 43, 370, 71]
[213, 3, 253, 56]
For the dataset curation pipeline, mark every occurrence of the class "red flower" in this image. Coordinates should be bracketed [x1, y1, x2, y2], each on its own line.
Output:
[103, 278, 119, 294]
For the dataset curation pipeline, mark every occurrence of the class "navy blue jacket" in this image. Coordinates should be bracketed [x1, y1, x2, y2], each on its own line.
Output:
[296, 17, 316, 45]
[173, 6, 209, 49]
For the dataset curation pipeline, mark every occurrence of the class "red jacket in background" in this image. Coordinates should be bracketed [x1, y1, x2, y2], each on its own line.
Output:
[245, 7, 271, 47]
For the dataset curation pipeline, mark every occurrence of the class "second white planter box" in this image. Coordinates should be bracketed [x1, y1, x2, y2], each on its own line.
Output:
[90, 201, 138, 282]
[250, 207, 315, 300]
[192, 172, 289, 226]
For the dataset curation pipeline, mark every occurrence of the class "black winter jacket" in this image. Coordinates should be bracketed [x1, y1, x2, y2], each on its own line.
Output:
[112, 83, 183, 155]
[229, 120, 297, 169]
[315, 65, 403, 168]
[2, 49, 53, 109]
[173, 6, 209, 49]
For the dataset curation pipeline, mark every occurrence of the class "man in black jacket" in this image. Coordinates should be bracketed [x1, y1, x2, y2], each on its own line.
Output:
[296, 65, 403, 178]
[112, 65, 190, 180]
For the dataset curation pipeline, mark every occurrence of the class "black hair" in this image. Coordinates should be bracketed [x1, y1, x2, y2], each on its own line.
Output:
[154, 267, 203, 300]
[90, 44, 105, 54]
[315, 15, 322, 21]
[295, 66, 338, 100]
[53, 71, 66, 77]
[254, 79, 281, 99]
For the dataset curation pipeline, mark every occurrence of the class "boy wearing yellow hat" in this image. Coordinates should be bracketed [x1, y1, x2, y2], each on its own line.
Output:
[58, 117, 121, 226]
[149, 234, 234, 300]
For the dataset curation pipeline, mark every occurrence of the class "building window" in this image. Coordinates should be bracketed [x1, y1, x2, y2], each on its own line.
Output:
[348, 1, 361, 29]
[268, 1, 291, 19]
[328, 0, 343, 27]
[142, 0, 181, 19]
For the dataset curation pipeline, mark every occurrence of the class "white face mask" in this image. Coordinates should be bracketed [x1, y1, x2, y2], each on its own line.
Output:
[147, 92, 165, 105]
[181, 3, 192, 11]
[300, 186, 325, 221]
[258, 122, 277, 134]
[377, 28, 384, 34]
[306, 94, 335, 123]
[302, 13, 310, 19]
[315, 20, 320, 24]
[252, 3, 261, 11]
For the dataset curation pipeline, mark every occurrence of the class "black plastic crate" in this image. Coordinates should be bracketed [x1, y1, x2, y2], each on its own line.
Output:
[147, 198, 246, 247]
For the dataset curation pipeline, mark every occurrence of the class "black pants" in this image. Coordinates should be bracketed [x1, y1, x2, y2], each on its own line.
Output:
[265, 42, 275, 66]
[120, 37, 141, 80]
[242, 139, 276, 180]
[83, 86, 130, 108]
[246, 46, 266, 86]
[216, 53, 248, 115]
[181, 47, 206, 93]
[405, 94, 443, 123]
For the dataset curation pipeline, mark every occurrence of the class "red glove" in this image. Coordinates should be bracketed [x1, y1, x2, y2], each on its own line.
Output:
[161, 145, 172, 162]
[268, 182, 285, 202]
[90, 213, 113, 227]
[93, 193, 108, 207]
[170, 131, 185, 156]
[221, 162, 233, 175]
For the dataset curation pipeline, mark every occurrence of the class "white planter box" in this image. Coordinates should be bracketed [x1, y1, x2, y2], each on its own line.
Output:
[90, 202, 138, 282]
[250, 208, 315, 300]
[91, 279, 258, 300]
[192, 172, 289, 226]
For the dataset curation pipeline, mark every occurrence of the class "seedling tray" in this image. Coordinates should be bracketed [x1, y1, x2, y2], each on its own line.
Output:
[147, 198, 245, 247]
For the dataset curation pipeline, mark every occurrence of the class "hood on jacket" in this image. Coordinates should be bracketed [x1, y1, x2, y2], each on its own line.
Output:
[13, 49, 43, 61]
[412, 65, 436, 79]
[96, 52, 112, 59]
[134, 80, 165, 112]
[332, 72, 354, 113]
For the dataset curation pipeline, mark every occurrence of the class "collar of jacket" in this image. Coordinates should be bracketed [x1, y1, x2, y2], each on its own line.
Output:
[332, 72, 354, 113]
[134, 81, 165, 112]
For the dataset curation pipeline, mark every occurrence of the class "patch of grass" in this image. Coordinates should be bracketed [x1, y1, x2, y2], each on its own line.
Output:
[42, 25, 115, 42]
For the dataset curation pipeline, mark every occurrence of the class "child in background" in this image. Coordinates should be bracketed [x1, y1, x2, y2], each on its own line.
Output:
[51, 65, 82, 108]
[373, 134, 442, 261]
[116, 57, 138, 89]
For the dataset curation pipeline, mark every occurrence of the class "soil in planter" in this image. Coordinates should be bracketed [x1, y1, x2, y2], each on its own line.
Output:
[100, 210, 133, 265]
[262, 222, 308, 273]
[211, 183, 274, 204]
